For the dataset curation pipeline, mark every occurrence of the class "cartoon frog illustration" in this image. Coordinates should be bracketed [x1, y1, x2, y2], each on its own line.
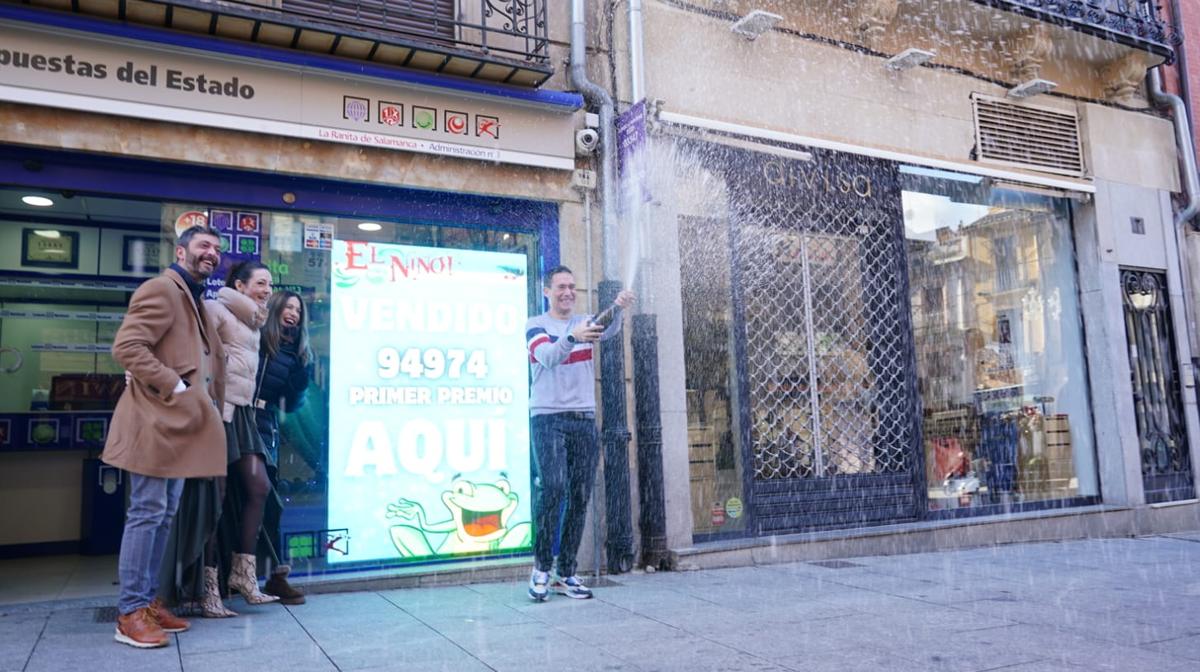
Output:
[386, 476, 532, 558]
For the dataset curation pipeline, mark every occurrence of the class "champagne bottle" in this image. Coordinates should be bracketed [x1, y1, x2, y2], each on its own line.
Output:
[590, 304, 620, 328]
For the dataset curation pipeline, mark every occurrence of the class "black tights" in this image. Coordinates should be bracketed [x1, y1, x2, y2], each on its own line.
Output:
[234, 454, 271, 554]
[204, 477, 226, 568]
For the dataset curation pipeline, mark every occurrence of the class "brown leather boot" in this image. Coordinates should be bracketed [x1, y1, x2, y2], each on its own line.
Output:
[114, 607, 169, 648]
[147, 598, 191, 633]
[264, 565, 306, 605]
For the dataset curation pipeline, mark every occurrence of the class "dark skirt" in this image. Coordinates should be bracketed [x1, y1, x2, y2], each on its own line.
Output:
[157, 477, 222, 609]
[225, 405, 272, 467]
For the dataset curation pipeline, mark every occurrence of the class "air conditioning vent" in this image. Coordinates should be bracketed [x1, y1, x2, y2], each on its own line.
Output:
[972, 95, 1084, 177]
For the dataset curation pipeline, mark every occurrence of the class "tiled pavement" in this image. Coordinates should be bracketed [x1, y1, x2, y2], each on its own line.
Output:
[3, 533, 1200, 671]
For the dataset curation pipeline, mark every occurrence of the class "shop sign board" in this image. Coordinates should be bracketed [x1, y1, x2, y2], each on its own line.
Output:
[326, 239, 532, 564]
[617, 99, 651, 204]
[616, 99, 647, 175]
[0, 21, 576, 170]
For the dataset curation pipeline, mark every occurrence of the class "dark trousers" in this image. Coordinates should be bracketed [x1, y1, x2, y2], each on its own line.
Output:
[531, 412, 599, 577]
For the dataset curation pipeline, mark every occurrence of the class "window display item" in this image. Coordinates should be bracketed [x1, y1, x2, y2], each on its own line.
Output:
[0, 346, 21, 373]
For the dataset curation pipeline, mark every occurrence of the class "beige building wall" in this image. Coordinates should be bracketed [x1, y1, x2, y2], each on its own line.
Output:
[615, 1, 1191, 545]
[636, 2, 1178, 191]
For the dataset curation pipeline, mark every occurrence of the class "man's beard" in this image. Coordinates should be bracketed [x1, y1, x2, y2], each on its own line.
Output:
[185, 250, 218, 279]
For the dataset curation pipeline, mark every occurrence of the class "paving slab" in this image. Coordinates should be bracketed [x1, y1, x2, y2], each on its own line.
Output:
[7, 536, 1200, 672]
[0, 613, 45, 672]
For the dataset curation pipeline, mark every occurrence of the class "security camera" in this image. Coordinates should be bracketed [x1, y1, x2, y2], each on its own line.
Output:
[575, 128, 600, 156]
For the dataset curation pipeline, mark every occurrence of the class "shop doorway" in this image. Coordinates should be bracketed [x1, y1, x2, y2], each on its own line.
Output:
[1120, 269, 1195, 503]
[727, 151, 923, 535]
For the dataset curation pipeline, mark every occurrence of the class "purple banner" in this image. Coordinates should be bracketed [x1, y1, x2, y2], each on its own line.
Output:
[616, 99, 647, 177]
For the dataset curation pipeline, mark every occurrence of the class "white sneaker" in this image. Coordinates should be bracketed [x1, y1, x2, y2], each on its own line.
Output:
[550, 573, 593, 599]
[528, 568, 549, 602]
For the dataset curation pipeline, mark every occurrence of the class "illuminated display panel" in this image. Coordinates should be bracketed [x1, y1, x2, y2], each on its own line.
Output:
[327, 239, 531, 564]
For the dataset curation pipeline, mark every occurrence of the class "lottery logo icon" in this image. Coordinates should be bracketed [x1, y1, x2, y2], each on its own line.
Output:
[445, 111, 468, 135]
[379, 102, 403, 126]
[476, 115, 500, 139]
[343, 96, 369, 122]
[413, 106, 437, 131]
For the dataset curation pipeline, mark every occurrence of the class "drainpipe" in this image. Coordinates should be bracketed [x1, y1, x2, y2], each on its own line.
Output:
[571, 0, 635, 573]
[1148, 68, 1200, 229]
[629, 0, 646, 102]
[1147, 66, 1200, 382]
[1168, 0, 1194, 132]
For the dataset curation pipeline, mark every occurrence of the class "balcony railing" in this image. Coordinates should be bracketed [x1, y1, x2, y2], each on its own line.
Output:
[277, 0, 550, 64]
[980, 0, 1179, 58]
[11, 0, 554, 85]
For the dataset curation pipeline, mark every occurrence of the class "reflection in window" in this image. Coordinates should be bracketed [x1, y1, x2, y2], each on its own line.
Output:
[901, 167, 1097, 511]
[679, 216, 746, 535]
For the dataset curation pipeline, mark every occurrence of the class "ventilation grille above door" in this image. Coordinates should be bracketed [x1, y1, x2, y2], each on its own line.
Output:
[972, 94, 1085, 177]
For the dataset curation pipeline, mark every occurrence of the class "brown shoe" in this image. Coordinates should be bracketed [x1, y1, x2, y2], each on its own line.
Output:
[147, 598, 191, 633]
[114, 607, 168, 649]
[264, 565, 306, 605]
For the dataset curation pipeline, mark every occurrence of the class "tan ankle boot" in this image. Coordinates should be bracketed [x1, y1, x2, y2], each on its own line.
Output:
[201, 566, 238, 618]
[228, 553, 280, 605]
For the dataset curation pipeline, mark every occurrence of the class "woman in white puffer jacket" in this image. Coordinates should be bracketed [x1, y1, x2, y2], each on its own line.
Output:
[206, 260, 280, 609]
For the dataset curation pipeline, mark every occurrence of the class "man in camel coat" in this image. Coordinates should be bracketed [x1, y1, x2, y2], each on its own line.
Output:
[102, 225, 227, 648]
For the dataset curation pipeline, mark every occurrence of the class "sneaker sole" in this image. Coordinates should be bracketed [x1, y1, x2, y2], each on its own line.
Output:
[528, 590, 548, 602]
[158, 625, 189, 633]
[114, 628, 168, 649]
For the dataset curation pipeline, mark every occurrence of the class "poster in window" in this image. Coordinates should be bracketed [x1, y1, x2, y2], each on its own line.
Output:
[122, 236, 161, 273]
[210, 209, 234, 233]
[236, 212, 261, 233]
[21, 228, 79, 269]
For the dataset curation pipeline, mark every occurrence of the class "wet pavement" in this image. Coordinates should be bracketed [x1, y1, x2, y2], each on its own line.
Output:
[3, 533, 1200, 671]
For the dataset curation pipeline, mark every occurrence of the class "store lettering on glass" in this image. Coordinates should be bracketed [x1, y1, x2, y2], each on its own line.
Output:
[340, 241, 453, 281]
[761, 160, 873, 199]
[344, 418, 508, 484]
[332, 240, 524, 486]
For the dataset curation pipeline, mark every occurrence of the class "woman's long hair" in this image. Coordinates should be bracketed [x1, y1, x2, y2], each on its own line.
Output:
[261, 291, 311, 365]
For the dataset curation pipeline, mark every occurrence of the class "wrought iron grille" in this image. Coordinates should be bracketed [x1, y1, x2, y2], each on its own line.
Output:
[270, 0, 550, 62]
[1121, 269, 1194, 503]
[980, 1, 1179, 55]
[732, 186, 914, 483]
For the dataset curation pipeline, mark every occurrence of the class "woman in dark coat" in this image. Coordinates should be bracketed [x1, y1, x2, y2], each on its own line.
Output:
[252, 290, 313, 604]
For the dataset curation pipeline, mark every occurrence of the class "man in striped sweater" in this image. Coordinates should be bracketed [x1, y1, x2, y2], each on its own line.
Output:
[525, 265, 635, 601]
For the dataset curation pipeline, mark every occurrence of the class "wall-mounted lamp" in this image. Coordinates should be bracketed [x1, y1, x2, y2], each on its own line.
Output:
[1007, 78, 1056, 99]
[731, 10, 782, 41]
[885, 48, 935, 71]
